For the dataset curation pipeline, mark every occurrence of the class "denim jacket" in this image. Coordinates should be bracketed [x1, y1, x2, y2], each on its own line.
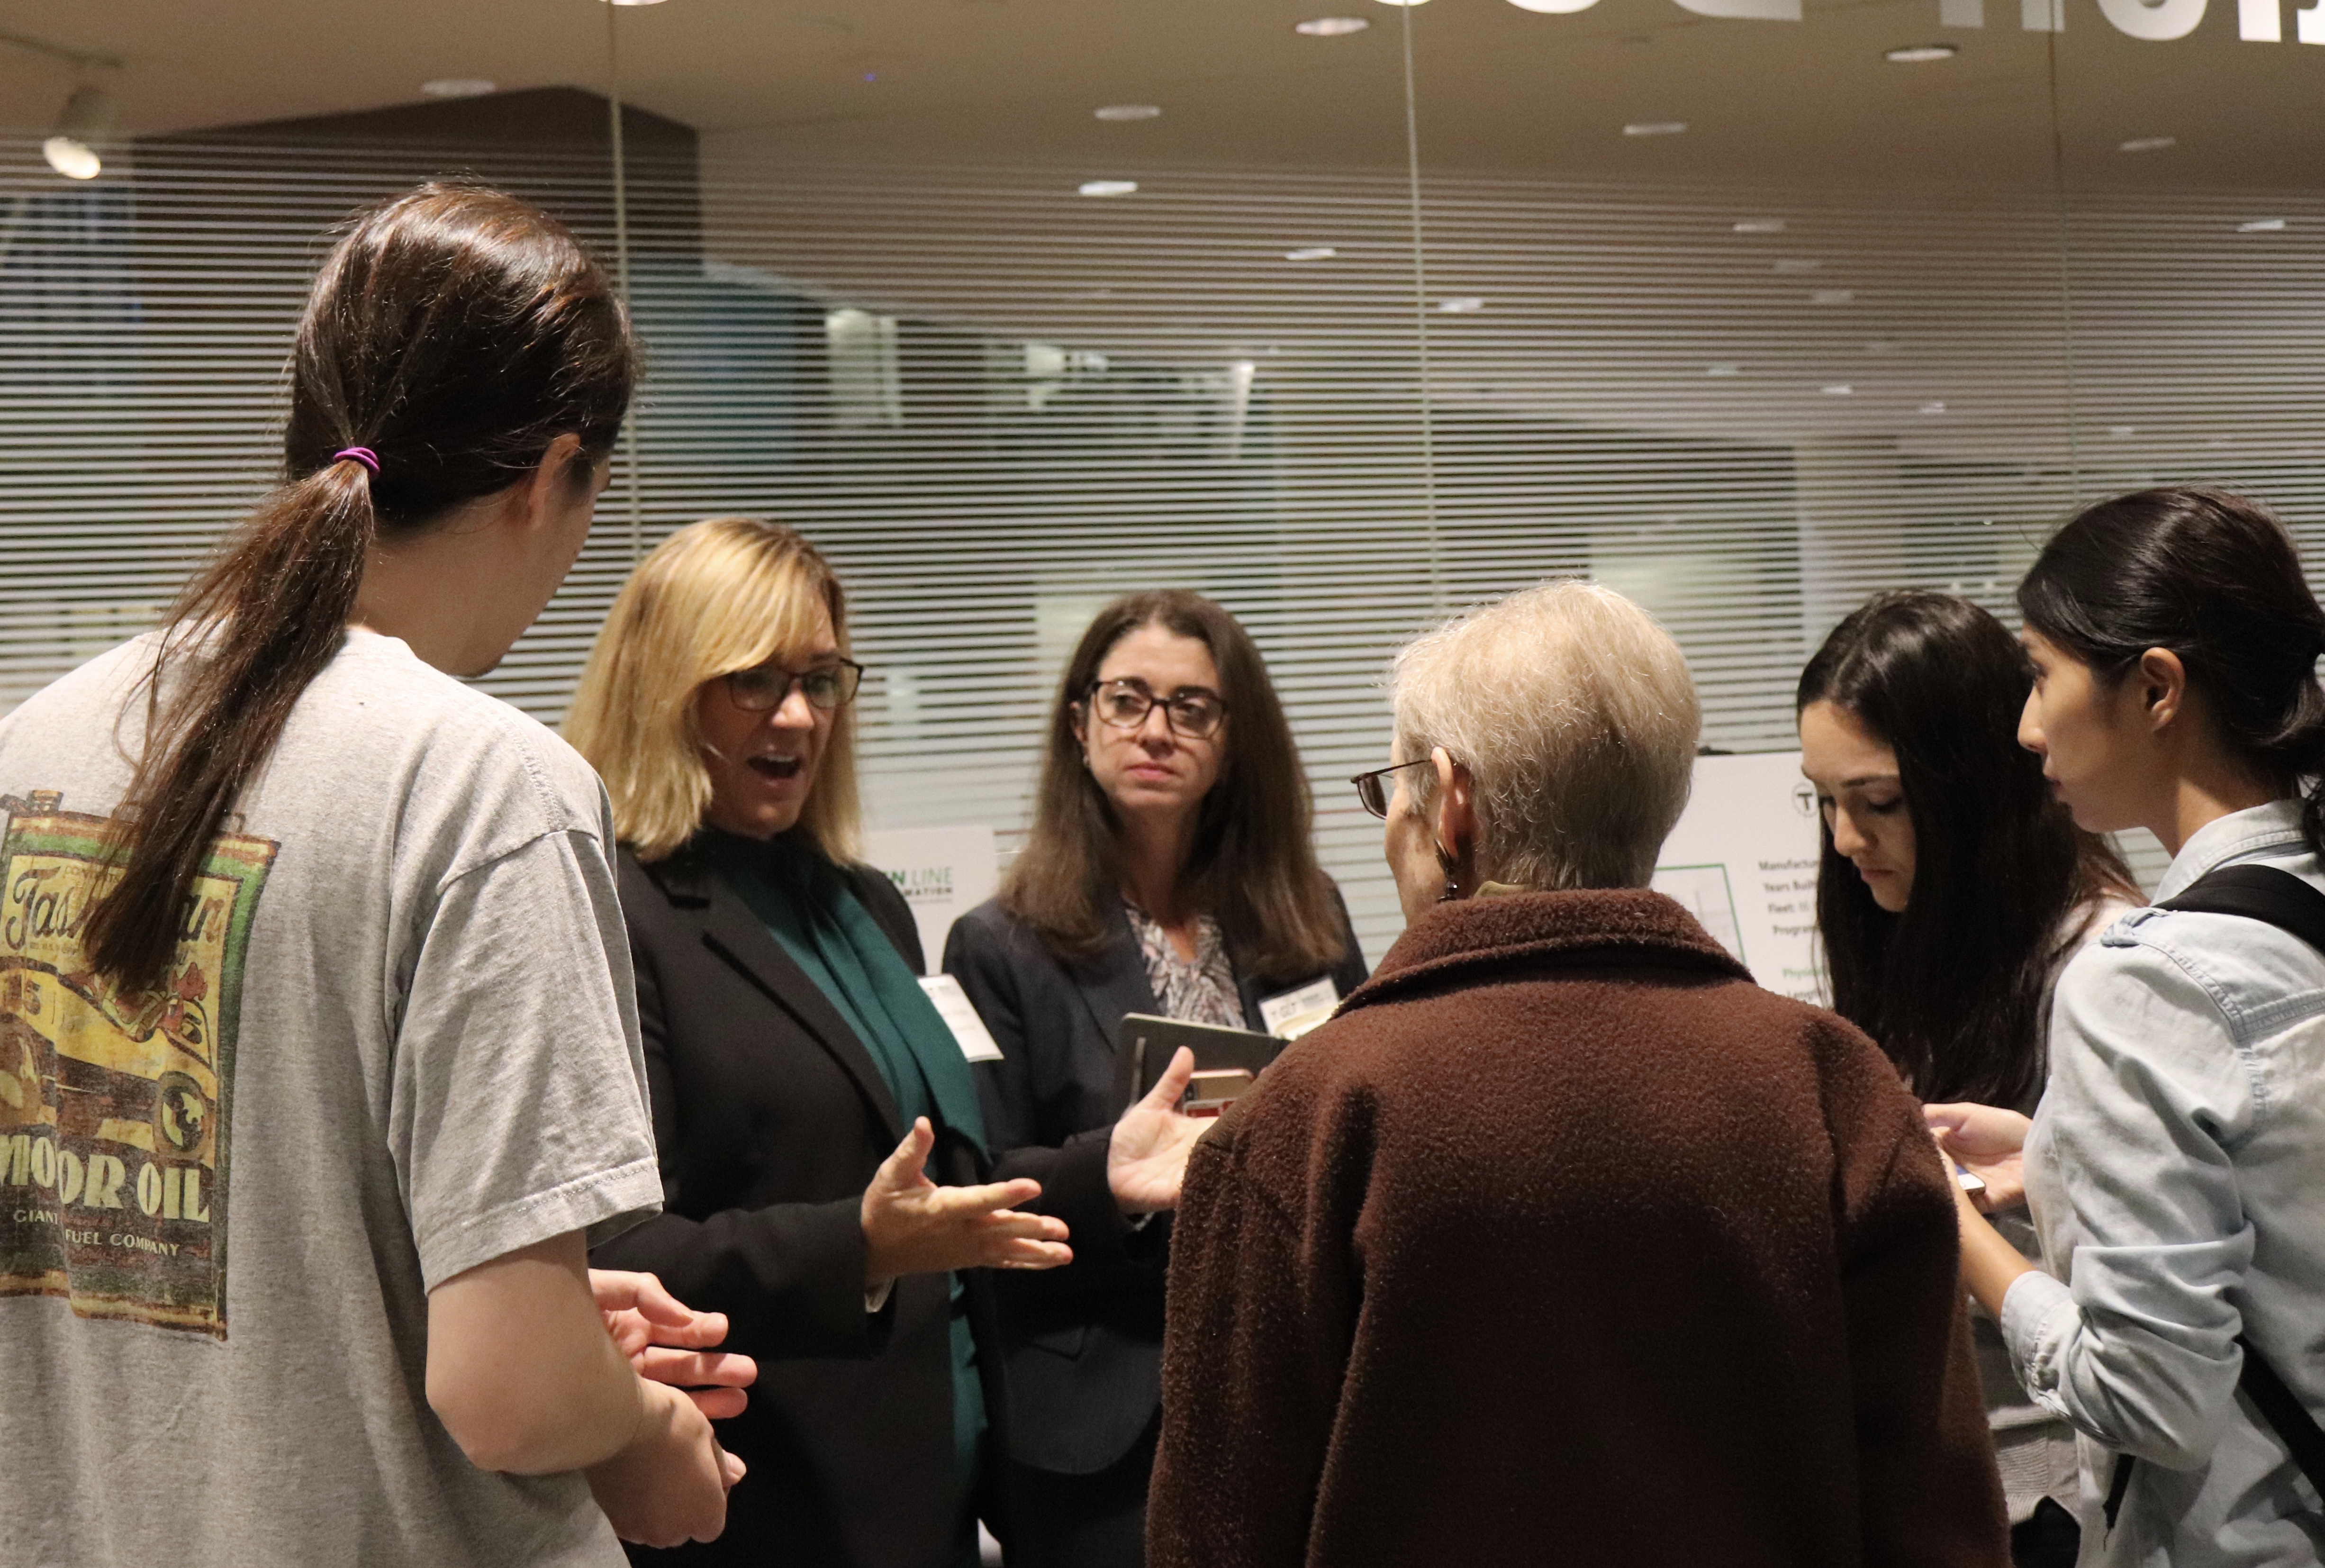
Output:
[2003, 800, 2325, 1566]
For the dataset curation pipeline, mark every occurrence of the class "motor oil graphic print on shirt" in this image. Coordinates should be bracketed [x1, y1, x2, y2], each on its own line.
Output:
[0, 792, 276, 1338]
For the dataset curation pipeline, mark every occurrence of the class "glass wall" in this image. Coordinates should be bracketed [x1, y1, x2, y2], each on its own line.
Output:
[4, 0, 2320, 956]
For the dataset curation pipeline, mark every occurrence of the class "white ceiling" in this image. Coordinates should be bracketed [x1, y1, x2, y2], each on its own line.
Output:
[3, 0, 2323, 192]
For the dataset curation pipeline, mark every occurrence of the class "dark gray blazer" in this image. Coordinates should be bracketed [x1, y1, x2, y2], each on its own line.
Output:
[593, 838, 1029, 1568]
[942, 887, 1369, 1477]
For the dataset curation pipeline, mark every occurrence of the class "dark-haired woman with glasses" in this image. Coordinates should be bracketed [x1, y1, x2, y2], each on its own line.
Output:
[944, 589, 1368, 1568]
[565, 517, 1083, 1568]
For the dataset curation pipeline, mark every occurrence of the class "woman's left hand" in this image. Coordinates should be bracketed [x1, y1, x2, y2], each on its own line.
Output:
[590, 1268, 759, 1421]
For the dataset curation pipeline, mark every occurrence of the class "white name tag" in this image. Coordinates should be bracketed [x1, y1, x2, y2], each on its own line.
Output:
[918, 975, 1005, 1063]
[1257, 976, 1340, 1040]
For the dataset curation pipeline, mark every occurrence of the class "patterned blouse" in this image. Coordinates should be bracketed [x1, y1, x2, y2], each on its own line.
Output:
[1125, 902, 1246, 1031]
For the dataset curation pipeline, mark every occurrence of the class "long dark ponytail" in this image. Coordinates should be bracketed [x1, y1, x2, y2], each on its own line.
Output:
[2018, 486, 2325, 858]
[1799, 592, 2136, 1107]
[85, 183, 636, 993]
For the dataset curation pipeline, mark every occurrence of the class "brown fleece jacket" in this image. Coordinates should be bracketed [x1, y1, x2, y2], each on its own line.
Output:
[1149, 889, 2007, 1568]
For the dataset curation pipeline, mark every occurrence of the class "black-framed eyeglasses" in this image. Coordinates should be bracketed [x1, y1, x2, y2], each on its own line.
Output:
[1351, 758, 1431, 819]
[722, 657, 865, 713]
[1085, 678, 1227, 740]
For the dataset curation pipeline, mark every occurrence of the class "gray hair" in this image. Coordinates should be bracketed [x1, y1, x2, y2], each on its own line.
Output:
[1389, 580, 1701, 890]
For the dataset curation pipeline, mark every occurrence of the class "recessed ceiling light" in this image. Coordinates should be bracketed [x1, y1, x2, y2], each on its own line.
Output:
[1295, 16, 1370, 33]
[1773, 258, 1821, 273]
[1438, 297, 1485, 313]
[1811, 289, 1855, 305]
[1821, 384, 1855, 396]
[1707, 363, 1742, 377]
[2118, 136, 2177, 153]
[1373, 0, 1430, 7]
[1079, 180, 1139, 198]
[1885, 43, 1958, 62]
[1624, 121, 1687, 137]
[2238, 217, 2287, 232]
[1095, 104, 1161, 121]
[421, 79, 497, 99]
[1285, 246, 1339, 261]
[1509, 0, 1602, 10]
[599, 0, 669, 6]
[1920, 400, 1947, 414]
[1733, 219, 1786, 233]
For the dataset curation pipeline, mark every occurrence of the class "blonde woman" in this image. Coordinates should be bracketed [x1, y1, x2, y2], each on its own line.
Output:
[565, 519, 1191, 1568]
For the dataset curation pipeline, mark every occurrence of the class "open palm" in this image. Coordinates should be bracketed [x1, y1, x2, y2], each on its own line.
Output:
[1107, 1047, 1207, 1214]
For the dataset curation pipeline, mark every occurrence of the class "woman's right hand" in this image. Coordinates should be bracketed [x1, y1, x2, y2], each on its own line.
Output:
[1106, 1047, 1206, 1215]
[1923, 1101, 2033, 1213]
[861, 1118, 1075, 1288]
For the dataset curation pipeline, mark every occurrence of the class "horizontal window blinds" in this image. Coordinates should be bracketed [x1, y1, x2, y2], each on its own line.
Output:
[8, 137, 2314, 955]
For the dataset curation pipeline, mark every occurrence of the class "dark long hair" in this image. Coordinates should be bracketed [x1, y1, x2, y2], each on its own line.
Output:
[1799, 592, 2135, 1107]
[999, 590, 1347, 984]
[2019, 486, 2325, 858]
[85, 184, 636, 992]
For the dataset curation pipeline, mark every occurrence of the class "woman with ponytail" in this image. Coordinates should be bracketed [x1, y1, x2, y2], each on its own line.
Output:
[0, 185, 738, 1564]
[1934, 487, 2325, 1566]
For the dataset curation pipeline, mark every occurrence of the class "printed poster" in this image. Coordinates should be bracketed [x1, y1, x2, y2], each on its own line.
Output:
[1652, 752, 1826, 1004]
[864, 825, 999, 975]
[0, 792, 276, 1338]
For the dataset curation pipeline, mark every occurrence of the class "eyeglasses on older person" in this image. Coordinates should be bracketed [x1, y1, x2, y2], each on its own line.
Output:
[1351, 757, 1434, 819]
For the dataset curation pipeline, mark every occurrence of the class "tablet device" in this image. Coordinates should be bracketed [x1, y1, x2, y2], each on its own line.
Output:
[1119, 1013, 1284, 1111]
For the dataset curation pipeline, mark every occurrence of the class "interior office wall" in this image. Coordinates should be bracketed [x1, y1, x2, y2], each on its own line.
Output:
[4, 119, 2320, 960]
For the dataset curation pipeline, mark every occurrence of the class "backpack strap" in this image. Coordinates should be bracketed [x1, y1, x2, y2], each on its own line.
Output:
[2114, 862, 2325, 1508]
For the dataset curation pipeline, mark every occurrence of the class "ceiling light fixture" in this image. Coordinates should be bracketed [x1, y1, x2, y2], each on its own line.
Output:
[2118, 135, 2177, 153]
[2238, 218, 2288, 232]
[1733, 219, 1785, 233]
[1095, 104, 1161, 121]
[43, 85, 114, 181]
[1624, 121, 1687, 137]
[1884, 43, 1958, 61]
[1295, 16, 1370, 33]
[1373, 0, 1430, 7]
[1285, 246, 1339, 261]
[598, 0, 670, 7]
[1079, 180, 1139, 198]
[421, 79, 498, 99]
[1438, 297, 1485, 313]
[1509, 0, 1605, 11]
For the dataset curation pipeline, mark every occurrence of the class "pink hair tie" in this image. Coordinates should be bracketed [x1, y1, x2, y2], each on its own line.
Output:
[333, 446, 380, 475]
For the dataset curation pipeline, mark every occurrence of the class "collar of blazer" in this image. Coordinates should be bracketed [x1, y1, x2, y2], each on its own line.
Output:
[637, 841, 908, 1143]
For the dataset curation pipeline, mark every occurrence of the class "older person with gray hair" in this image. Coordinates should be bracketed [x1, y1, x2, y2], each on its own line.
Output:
[1146, 581, 2008, 1568]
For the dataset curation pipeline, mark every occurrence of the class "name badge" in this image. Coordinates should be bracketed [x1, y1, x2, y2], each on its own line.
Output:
[917, 975, 1005, 1063]
[1257, 976, 1340, 1040]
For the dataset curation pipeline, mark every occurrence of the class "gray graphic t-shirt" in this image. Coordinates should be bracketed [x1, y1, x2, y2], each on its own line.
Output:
[0, 628, 660, 1567]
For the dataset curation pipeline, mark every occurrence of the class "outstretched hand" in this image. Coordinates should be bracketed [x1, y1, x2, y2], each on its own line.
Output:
[590, 1269, 758, 1422]
[1923, 1101, 2033, 1214]
[1106, 1046, 1209, 1216]
[861, 1118, 1074, 1288]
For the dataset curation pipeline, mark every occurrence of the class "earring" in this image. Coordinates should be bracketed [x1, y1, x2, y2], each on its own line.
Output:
[1435, 842, 1463, 903]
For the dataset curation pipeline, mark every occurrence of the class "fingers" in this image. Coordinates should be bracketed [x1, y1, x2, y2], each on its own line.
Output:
[1921, 1103, 1971, 1135]
[1139, 1046, 1197, 1112]
[638, 1347, 759, 1390]
[691, 1387, 751, 1421]
[918, 1177, 1046, 1220]
[990, 1238, 1075, 1270]
[720, 1449, 748, 1490]
[590, 1268, 689, 1324]
[870, 1118, 939, 1194]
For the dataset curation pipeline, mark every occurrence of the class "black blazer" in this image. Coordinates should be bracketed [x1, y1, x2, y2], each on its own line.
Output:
[592, 836, 1013, 1568]
[941, 887, 1370, 1477]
